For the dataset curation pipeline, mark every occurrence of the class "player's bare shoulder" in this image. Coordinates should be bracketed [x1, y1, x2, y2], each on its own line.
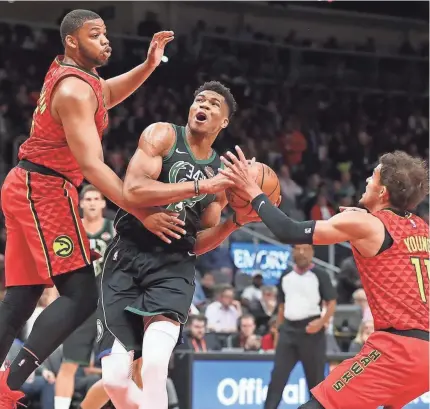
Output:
[138, 122, 176, 158]
[51, 76, 98, 121]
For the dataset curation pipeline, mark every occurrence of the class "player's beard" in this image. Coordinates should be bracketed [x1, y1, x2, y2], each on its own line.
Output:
[78, 41, 106, 68]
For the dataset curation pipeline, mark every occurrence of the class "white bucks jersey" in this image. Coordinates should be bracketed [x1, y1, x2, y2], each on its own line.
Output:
[115, 123, 221, 252]
[87, 218, 115, 277]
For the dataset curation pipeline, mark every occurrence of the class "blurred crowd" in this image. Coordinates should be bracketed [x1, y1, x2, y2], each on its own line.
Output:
[0, 10, 428, 408]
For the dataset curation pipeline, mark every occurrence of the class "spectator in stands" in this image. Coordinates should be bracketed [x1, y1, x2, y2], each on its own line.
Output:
[241, 272, 263, 306]
[352, 288, 369, 316]
[197, 246, 234, 284]
[261, 316, 278, 351]
[310, 189, 335, 221]
[278, 164, 302, 206]
[205, 285, 242, 333]
[336, 256, 361, 304]
[179, 315, 222, 352]
[348, 320, 374, 353]
[226, 314, 260, 351]
[248, 285, 278, 334]
[200, 272, 215, 301]
[264, 244, 336, 409]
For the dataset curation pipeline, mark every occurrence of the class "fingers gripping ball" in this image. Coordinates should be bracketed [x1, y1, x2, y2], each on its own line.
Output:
[226, 162, 281, 216]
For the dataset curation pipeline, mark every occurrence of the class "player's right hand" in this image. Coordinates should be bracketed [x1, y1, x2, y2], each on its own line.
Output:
[136, 208, 186, 244]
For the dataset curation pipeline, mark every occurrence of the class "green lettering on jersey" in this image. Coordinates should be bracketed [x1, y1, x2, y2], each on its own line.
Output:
[166, 161, 207, 219]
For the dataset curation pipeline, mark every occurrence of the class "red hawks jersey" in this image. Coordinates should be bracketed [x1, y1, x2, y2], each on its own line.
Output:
[18, 56, 108, 186]
[352, 209, 429, 332]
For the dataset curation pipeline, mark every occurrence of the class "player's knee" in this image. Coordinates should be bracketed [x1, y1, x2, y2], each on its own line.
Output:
[101, 340, 133, 395]
[141, 320, 179, 381]
[53, 265, 98, 317]
[298, 398, 326, 409]
[58, 361, 79, 376]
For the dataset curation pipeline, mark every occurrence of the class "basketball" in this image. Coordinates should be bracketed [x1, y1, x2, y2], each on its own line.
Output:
[226, 162, 281, 216]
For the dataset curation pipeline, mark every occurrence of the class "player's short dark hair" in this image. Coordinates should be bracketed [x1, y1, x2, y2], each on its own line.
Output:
[80, 184, 103, 200]
[60, 9, 101, 45]
[379, 151, 429, 212]
[194, 81, 237, 118]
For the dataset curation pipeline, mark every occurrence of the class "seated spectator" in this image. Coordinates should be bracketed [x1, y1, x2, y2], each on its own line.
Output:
[5, 339, 55, 409]
[349, 320, 374, 353]
[197, 247, 234, 284]
[310, 191, 335, 221]
[352, 288, 368, 316]
[205, 284, 242, 333]
[227, 314, 261, 351]
[241, 272, 263, 307]
[337, 256, 361, 304]
[179, 315, 222, 352]
[200, 271, 215, 301]
[249, 285, 278, 333]
[261, 316, 278, 351]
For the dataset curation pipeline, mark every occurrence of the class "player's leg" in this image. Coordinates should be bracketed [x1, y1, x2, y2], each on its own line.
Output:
[139, 316, 180, 409]
[125, 252, 196, 409]
[0, 169, 46, 364]
[310, 331, 426, 409]
[80, 379, 110, 409]
[4, 174, 98, 392]
[97, 238, 145, 409]
[79, 359, 143, 409]
[55, 313, 97, 409]
[382, 336, 429, 409]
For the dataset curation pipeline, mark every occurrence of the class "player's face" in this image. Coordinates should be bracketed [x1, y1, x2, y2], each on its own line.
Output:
[80, 191, 105, 219]
[359, 164, 387, 211]
[188, 90, 229, 135]
[75, 19, 112, 67]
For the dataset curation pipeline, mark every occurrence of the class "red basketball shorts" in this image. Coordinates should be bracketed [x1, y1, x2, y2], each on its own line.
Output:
[312, 331, 429, 409]
[1, 167, 91, 287]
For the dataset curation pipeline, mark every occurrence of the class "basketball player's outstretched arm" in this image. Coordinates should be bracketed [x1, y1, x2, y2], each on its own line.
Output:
[219, 146, 377, 246]
[123, 122, 234, 207]
[53, 77, 183, 242]
[102, 31, 174, 109]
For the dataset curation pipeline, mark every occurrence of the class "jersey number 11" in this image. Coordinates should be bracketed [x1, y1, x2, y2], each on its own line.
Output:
[410, 257, 430, 303]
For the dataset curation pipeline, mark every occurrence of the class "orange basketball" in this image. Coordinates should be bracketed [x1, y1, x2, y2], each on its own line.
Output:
[226, 162, 281, 216]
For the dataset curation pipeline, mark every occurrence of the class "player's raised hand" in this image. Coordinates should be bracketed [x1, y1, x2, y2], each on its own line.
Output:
[219, 146, 259, 194]
[135, 207, 186, 244]
[146, 31, 174, 68]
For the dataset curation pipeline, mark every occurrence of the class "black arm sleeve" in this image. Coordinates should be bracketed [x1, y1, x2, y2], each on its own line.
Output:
[251, 193, 316, 245]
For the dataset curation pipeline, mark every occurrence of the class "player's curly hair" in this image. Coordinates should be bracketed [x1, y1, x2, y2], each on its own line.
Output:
[379, 151, 429, 212]
[60, 9, 101, 45]
[194, 81, 237, 119]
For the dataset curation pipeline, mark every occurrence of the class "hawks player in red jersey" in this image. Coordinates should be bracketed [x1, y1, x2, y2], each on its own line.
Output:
[220, 147, 429, 409]
[0, 9, 180, 408]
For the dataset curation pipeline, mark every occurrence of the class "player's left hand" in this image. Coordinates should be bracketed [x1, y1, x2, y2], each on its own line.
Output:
[146, 31, 175, 68]
[219, 146, 261, 199]
[305, 318, 325, 334]
[42, 369, 56, 384]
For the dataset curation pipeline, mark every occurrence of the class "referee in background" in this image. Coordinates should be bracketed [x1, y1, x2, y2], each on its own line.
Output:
[264, 244, 336, 409]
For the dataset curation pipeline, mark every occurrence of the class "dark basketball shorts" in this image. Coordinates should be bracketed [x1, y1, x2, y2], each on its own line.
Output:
[96, 236, 195, 360]
[1, 167, 92, 287]
[63, 311, 97, 365]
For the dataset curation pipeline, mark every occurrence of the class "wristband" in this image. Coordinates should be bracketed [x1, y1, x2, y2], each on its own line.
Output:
[194, 180, 200, 195]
